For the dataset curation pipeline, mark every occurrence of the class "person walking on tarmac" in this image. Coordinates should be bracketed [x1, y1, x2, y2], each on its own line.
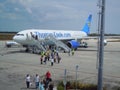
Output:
[48, 82, 54, 90]
[71, 49, 75, 56]
[39, 81, 44, 90]
[40, 56, 43, 64]
[34, 74, 40, 89]
[45, 71, 51, 81]
[51, 58, 54, 66]
[25, 74, 31, 88]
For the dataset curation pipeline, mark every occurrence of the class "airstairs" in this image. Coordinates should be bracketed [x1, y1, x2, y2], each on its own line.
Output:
[33, 39, 46, 53]
[28, 34, 71, 53]
[27, 37, 46, 54]
[45, 35, 71, 52]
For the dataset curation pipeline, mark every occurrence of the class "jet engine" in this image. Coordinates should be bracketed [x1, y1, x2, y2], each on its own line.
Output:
[67, 40, 80, 49]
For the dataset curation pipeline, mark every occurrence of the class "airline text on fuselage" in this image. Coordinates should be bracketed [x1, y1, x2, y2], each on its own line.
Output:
[34, 31, 71, 39]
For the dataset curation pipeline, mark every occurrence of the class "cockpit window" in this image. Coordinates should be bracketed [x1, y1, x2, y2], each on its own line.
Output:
[16, 34, 24, 36]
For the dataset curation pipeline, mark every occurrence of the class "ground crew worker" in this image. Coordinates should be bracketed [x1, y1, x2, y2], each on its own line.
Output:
[71, 49, 75, 56]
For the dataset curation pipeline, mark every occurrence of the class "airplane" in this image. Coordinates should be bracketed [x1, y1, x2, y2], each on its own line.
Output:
[6, 14, 92, 53]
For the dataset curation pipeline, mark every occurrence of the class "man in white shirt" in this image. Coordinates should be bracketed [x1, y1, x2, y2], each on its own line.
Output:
[34, 74, 40, 89]
[51, 58, 54, 66]
[26, 74, 31, 88]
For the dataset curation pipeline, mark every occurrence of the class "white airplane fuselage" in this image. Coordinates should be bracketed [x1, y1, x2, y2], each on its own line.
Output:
[13, 29, 87, 46]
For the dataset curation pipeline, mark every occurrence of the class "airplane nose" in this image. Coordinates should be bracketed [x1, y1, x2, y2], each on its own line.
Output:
[13, 35, 26, 43]
[13, 36, 17, 41]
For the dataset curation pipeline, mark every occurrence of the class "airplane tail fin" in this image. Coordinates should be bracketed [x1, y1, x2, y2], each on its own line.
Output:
[82, 14, 92, 34]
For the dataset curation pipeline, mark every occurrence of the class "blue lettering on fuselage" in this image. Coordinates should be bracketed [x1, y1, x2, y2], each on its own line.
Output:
[34, 31, 71, 39]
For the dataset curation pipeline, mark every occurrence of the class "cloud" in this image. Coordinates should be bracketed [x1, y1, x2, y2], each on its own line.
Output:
[0, 0, 120, 33]
[0, 0, 96, 32]
[25, 7, 32, 14]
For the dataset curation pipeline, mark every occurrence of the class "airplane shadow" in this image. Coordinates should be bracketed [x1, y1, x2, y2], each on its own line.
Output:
[77, 48, 98, 52]
[0, 50, 27, 56]
[77, 48, 120, 53]
[1, 47, 119, 56]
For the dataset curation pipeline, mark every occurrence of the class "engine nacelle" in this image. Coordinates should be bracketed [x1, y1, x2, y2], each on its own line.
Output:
[67, 40, 80, 49]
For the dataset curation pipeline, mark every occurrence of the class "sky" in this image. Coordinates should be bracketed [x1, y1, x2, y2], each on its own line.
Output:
[0, 0, 120, 34]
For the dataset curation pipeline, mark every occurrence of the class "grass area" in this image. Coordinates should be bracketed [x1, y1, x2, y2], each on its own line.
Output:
[0, 33, 16, 40]
[57, 81, 107, 90]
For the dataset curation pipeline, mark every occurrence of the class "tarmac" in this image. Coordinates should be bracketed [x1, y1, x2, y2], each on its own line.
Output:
[0, 39, 120, 90]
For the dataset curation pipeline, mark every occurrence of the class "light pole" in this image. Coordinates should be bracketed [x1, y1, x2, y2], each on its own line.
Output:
[75, 65, 79, 90]
[63, 69, 67, 90]
[97, 0, 106, 90]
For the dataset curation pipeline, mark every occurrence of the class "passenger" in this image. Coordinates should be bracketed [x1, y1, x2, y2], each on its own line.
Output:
[48, 82, 54, 90]
[51, 58, 54, 66]
[56, 51, 58, 56]
[40, 56, 43, 64]
[46, 49, 50, 61]
[44, 56, 47, 64]
[25, 74, 31, 88]
[41, 51, 45, 57]
[54, 55, 56, 63]
[43, 79, 47, 90]
[68, 49, 71, 56]
[34, 74, 40, 89]
[39, 81, 44, 90]
[51, 51, 54, 59]
[56, 51, 61, 63]
[57, 56, 61, 63]
[71, 49, 75, 56]
[43, 78, 49, 90]
[45, 71, 51, 81]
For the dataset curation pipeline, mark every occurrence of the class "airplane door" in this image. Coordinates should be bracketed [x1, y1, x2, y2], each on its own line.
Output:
[26, 33, 29, 40]
[26, 32, 32, 40]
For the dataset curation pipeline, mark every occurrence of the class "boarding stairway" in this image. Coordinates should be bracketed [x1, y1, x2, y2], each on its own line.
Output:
[27, 34, 70, 53]
[45, 35, 71, 52]
[27, 37, 46, 54]
[33, 39, 46, 53]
